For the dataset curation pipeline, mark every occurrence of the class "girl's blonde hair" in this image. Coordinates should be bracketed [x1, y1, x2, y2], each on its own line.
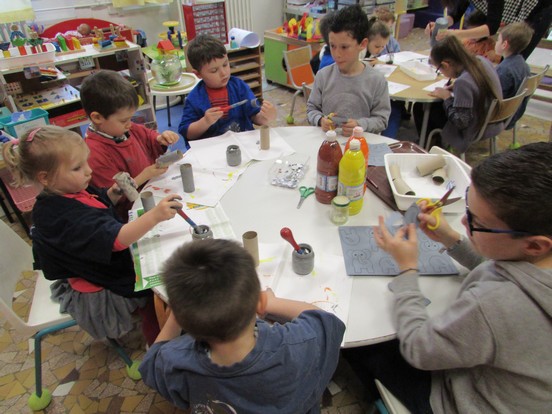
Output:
[2, 125, 84, 187]
[430, 36, 502, 131]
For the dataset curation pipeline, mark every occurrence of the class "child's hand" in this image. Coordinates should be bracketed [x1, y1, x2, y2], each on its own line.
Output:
[107, 182, 124, 203]
[373, 216, 418, 270]
[417, 200, 462, 247]
[320, 116, 335, 132]
[141, 164, 169, 182]
[425, 21, 435, 36]
[204, 107, 224, 126]
[151, 194, 182, 222]
[341, 119, 360, 137]
[259, 100, 277, 123]
[429, 87, 452, 100]
[157, 131, 180, 146]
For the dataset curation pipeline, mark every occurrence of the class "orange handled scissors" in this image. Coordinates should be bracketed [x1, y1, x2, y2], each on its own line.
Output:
[416, 186, 461, 230]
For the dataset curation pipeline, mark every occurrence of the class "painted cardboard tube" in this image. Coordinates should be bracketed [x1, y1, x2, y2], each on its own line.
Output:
[140, 191, 156, 212]
[180, 163, 195, 193]
[156, 150, 183, 168]
[113, 171, 139, 202]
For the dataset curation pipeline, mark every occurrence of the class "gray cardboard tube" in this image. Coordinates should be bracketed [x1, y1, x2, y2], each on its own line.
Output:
[260, 125, 270, 150]
[180, 163, 195, 193]
[113, 172, 139, 202]
[242, 231, 259, 267]
[156, 150, 183, 168]
[390, 164, 415, 196]
[431, 167, 447, 185]
[140, 191, 156, 212]
[416, 155, 446, 176]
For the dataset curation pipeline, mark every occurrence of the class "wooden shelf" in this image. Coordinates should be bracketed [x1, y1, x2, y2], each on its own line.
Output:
[227, 46, 262, 99]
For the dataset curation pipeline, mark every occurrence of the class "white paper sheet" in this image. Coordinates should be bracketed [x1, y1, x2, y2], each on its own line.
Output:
[387, 81, 411, 95]
[423, 78, 451, 92]
[388, 51, 429, 64]
[373, 64, 398, 78]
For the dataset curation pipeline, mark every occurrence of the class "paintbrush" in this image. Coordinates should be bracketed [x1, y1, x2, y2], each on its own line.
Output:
[220, 98, 262, 112]
[175, 208, 199, 231]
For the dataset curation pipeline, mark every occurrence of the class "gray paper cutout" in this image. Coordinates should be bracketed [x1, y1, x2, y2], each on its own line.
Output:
[339, 225, 458, 276]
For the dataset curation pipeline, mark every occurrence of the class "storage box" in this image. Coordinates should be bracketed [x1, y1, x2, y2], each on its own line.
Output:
[0, 109, 50, 138]
[397, 14, 415, 39]
[0, 43, 56, 71]
[384, 153, 470, 213]
[399, 60, 437, 81]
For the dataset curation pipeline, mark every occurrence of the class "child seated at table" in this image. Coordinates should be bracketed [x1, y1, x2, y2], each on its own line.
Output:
[344, 141, 552, 413]
[462, 10, 501, 64]
[2, 126, 183, 345]
[495, 22, 533, 128]
[178, 34, 277, 141]
[139, 238, 345, 412]
[80, 69, 180, 220]
[307, 5, 391, 136]
[373, 7, 401, 57]
[412, 36, 503, 153]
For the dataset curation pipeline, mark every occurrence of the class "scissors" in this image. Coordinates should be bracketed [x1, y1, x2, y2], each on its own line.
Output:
[297, 186, 315, 209]
[416, 186, 461, 230]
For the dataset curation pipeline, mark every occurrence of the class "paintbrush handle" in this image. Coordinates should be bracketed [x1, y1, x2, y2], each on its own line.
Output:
[175, 208, 198, 229]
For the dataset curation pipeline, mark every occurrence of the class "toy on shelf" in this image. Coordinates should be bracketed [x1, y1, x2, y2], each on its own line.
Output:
[151, 39, 182, 86]
[279, 14, 321, 42]
[159, 21, 185, 50]
[9, 25, 27, 47]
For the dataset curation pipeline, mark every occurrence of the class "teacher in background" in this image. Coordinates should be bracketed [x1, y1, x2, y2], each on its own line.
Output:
[426, 0, 552, 59]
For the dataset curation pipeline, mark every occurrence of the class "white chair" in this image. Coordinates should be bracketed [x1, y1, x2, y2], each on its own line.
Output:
[283, 45, 315, 124]
[0, 220, 141, 411]
[375, 379, 412, 414]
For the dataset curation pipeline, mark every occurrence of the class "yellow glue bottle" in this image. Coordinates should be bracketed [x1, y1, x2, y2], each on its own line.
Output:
[337, 138, 366, 215]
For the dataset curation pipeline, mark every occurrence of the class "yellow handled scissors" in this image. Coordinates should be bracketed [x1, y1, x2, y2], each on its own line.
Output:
[416, 186, 461, 230]
[297, 186, 315, 209]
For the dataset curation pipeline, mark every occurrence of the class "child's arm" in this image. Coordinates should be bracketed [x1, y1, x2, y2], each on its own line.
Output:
[374, 216, 419, 271]
[156, 130, 180, 146]
[133, 164, 169, 187]
[186, 107, 224, 140]
[154, 311, 182, 343]
[251, 100, 277, 125]
[116, 194, 181, 246]
[263, 288, 320, 321]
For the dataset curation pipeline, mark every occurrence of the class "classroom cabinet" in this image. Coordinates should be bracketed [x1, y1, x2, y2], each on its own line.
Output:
[0, 42, 155, 132]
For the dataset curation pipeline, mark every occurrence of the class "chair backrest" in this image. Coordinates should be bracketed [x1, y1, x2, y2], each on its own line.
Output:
[0, 220, 34, 331]
[524, 64, 550, 98]
[283, 45, 315, 90]
[491, 88, 527, 124]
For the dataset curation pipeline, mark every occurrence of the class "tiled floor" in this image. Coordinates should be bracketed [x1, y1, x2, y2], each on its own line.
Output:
[1, 28, 550, 414]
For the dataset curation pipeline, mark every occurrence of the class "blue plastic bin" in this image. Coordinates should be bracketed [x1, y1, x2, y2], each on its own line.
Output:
[0, 109, 49, 138]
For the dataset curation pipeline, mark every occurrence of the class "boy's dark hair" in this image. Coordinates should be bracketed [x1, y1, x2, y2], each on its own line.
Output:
[186, 34, 227, 72]
[471, 142, 552, 237]
[80, 70, 138, 119]
[367, 16, 390, 40]
[329, 4, 370, 44]
[319, 10, 336, 45]
[162, 239, 260, 342]
[465, 10, 487, 28]
[500, 22, 534, 55]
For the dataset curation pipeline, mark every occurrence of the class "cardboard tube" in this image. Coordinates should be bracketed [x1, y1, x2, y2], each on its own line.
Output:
[242, 231, 259, 267]
[140, 191, 156, 212]
[113, 172, 139, 202]
[431, 167, 447, 185]
[156, 150, 183, 168]
[260, 125, 270, 150]
[180, 163, 195, 193]
[390, 164, 415, 196]
[416, 155, 446, 176]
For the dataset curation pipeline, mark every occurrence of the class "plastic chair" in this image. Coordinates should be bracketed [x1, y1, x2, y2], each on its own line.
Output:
[283, 45, 315, 124]
[375, 379, 412, 414]
[0, 220, 141, 411]
[509, 64, 549, 149]
[424, 89, 527, 159]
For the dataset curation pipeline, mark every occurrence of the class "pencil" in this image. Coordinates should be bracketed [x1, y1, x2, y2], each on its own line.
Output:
[366, 176, 379, 189]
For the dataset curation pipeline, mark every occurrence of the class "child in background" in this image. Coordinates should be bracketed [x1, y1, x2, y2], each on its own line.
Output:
[307, 5, 391, 136]
[140, 238, 345, 413]
[344, 142, 552, 413]
[461, 10, 501, 64]
[495, 22, 533, 128]
[373, 7, 401, 57]
[80, 70, 180, 220]
[315, 11, 336, 73]
[179, 34, 277, 141]
[2, 126, 183, 345]
[413, 36, 503, 153]
[362, 17, 391, 62]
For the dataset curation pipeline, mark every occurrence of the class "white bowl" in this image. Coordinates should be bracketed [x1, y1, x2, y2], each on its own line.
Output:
[399, 60, 437, 81]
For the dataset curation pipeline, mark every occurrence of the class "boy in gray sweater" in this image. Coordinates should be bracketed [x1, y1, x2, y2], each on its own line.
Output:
[306, 5, 390, 136]
[345, 142, 552, 413]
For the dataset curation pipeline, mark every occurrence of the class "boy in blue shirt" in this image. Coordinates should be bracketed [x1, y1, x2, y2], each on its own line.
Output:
[179, 34, 277, 141]
[495, 22, 533, 128]
[140, 239, 345, 413]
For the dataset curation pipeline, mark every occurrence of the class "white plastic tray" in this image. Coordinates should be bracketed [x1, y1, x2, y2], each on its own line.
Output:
[399, 60, 437, 81]
[384, 153, 470, 213]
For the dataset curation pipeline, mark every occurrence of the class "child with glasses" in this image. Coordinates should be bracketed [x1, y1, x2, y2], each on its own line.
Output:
[343, 142, 552, 413]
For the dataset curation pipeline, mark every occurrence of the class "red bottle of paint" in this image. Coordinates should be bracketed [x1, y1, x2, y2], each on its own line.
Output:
[315, 130, 343, 204]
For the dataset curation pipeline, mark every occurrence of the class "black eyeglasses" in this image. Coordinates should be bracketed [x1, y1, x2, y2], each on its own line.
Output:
[464, 186, 534, 236]
[435, 64, 441, 74]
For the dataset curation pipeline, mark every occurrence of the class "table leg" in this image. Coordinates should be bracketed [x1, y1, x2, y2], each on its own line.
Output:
[166, 97, 171, 127]
[419, 102, 431, 149]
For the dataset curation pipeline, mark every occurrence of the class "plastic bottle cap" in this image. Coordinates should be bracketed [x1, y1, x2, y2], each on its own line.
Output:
[325, 130, 337, 141]
[353, 126, 363, 137]
[332, 195, 350, 207]
[349, 139, 361, 151]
